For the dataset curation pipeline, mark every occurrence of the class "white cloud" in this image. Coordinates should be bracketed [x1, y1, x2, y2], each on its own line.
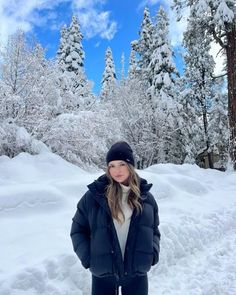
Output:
[138, 0, 160, 10]
[71, 0, 117, 40]
[0, 0, 69, 44]
[0, 13, 32, 44]
[0, 0, 117, 45]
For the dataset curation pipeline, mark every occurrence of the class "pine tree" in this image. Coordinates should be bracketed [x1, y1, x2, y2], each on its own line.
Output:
[121, 52, 125, 83]
[147, 6, 181, 164]
[176, 77, 205, 164]
[57, 16, 85, 74]
[183, 10, 221, 168]
[100, 47, 116, 101]
[57, 25, 69, 70]
[131, 7, 154, 86]
[148, 6, 178, 105]
[128, 48, 139, 81]
[173, 0, 236, 169]
[208, 82, 229, 169]
[129, 6, 186, 165]
[57, 15, 94, 112]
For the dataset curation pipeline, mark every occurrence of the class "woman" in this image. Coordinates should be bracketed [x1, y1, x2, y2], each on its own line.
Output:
[70, 141, 160, 295]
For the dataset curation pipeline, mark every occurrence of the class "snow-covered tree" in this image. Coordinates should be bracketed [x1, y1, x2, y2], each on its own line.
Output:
[208, 83, 229, 169]
[173, 0, 236, 169]
[57, 16, 84, 74]
[0, 30, 65, 158]
[132, 7, 154, 85]
[43, 111, 122, 169]
[0, 31, 43, 100]
[56, 70, 95, 113]
[121, 52, 125, 83]
[175, 77, 205, 164]
[128, 48, 139, 81]
[107, 77, 158, 168]
[148, 6, 178, 104]
[0, 120, 49, 157]
[127, 6, 187, 164]
[145, 6, 181, 164]
[0, 31, 58, 131]
[57, 16, 94, 112]
[57, 25, 69, 70]
[100, 47, 116, 101]
[183, 10, 223, 168]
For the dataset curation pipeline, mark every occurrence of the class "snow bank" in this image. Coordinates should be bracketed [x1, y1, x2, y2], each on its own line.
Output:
[0, 152, 235, 295]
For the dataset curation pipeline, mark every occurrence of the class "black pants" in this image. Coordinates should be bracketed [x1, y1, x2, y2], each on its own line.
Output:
[91, 274, 148, 295]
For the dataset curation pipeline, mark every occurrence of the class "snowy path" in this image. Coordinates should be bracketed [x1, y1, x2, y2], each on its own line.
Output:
[0, 152, 236, 295]
[150, 226, 236, 295]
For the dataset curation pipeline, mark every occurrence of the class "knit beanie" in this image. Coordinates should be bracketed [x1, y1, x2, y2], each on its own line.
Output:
[106, 141, 135, 166]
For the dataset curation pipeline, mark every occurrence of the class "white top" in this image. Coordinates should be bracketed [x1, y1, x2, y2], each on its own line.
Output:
[113, 183, 133, 260]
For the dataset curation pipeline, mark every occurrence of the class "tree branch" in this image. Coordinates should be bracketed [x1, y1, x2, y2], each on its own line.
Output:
[211, 72, 227, 79]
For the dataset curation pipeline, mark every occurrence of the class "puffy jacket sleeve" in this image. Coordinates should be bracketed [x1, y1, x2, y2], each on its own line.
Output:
[70, 192, 91, 269]
[152, 199, 161, 265]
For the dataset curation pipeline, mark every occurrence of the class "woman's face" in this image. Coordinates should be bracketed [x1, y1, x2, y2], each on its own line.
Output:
[108, 160, 130, 185]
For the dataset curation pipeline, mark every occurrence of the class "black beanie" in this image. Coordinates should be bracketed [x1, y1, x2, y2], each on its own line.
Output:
[106, 141, 135, 166]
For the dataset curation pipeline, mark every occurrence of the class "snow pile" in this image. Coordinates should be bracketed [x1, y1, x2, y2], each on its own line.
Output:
[0, 152, 235, 295]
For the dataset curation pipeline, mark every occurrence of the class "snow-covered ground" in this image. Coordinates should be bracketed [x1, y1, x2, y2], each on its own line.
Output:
[0, 151, 236, 295]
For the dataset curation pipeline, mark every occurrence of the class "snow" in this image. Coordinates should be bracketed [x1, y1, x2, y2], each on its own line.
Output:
[16, 127, 31, 148]
[214, 1, 235, 25]
[0, 152, 236, 295]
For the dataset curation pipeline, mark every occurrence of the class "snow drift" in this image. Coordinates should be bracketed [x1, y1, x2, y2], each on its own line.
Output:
[0, 152, 235, 295]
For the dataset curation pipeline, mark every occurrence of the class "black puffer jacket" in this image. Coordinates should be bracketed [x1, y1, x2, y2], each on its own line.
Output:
[70, 174, 160, 279]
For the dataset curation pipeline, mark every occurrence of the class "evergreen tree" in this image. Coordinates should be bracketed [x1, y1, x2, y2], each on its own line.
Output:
[148, 6, 178, 105]
[176, 77, 205, 164]
[173, 0, 236, 169]
[121, 52, 125, 82]
[183, 10, 222, 168]
[128, 48, 139, 81]
[147, 6, 181, 164]
[57, 25, 69, 70]
[131, 7, 154, 86]
[129, 6, 186, 164]
[100, 47, 116, 101]
[208, 83, 229, 169]
[58, 15, 85, 74]
[57, 15, 94, 112]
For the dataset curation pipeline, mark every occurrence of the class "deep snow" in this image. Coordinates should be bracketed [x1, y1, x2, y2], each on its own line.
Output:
[0, 151, 236, 295]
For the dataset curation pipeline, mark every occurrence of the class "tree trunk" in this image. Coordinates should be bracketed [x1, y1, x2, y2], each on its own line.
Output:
[202, 105, 214, 169]
[226, 23, 236, 170]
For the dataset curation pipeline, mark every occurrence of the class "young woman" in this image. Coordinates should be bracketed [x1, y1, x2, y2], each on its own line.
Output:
[70, 141, 160, 295]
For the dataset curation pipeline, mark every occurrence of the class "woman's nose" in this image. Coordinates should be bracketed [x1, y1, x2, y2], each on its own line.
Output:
[115, 166, 121, 172]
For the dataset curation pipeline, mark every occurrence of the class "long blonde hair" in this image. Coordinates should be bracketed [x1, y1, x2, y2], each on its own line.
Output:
[106, 163, 142, 223]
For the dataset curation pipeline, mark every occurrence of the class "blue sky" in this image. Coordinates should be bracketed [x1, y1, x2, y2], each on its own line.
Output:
[0, 0, 222, 94]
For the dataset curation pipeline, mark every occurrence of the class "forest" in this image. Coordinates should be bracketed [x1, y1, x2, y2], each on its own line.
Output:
[0, 1, 235, 171]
